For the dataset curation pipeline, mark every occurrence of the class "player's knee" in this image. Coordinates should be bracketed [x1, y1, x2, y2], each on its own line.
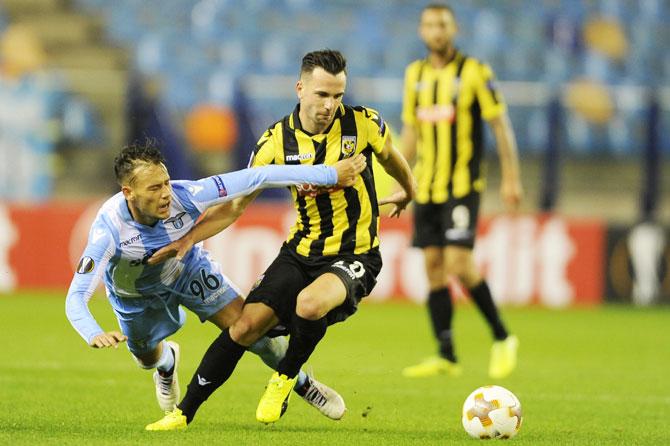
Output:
[426, 270, 444, 289]
[295, 291, 325, 320]
[445, 261, 478, 287]
[424, 261, 444, 286]
[230, 317, 262, 346]
[425, 258, 442, 276]
[444, 256, 465, 276]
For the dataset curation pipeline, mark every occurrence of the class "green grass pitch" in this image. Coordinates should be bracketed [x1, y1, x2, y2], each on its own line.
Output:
[1, 291, 669, 445]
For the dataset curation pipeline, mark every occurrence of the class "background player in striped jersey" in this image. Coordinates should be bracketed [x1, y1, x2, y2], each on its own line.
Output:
[145, 49, 415, 430]
[65, 141, 365, 418]
[400, 4, 522, 379]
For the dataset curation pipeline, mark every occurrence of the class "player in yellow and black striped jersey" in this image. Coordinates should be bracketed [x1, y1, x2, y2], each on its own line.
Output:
[400, 4, 522, 381]
[144, 50, 415, 427]
[244, 51, 413, 423]
[250, 102, 390, 258]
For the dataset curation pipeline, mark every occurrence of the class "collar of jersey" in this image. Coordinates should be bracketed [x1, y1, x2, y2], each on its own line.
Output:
[289, 103, 345, 136]
[120, 197, 162, 229]
[423, 48, 462, 69]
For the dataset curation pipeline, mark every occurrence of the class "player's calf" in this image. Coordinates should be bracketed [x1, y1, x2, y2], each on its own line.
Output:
[151, 341, 181, 411]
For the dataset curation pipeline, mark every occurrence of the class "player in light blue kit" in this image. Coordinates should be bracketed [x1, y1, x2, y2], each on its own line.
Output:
[66, 142, 364, 418]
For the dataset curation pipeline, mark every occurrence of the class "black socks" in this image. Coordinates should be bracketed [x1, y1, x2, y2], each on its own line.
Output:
[178, 329, 246, 423]
[427, 287, 456, 362]
[469, 281, 509, 341]
[276, 315, 327, 379]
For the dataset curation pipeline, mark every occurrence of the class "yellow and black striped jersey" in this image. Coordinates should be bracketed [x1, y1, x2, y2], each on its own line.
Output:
[402, 50, 506, 204]
[250, 103, 388, 257]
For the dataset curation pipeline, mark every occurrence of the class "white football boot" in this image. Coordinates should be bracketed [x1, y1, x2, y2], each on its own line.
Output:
[297, 375, 346, 420]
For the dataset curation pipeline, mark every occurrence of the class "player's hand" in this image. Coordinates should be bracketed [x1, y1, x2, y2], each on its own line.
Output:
[147, 235, 195, 265]
[89, 331, 127, 349]
[333, 154, 366, 188]
[379, 190, 412, 218]
[500, 176, 523, 212]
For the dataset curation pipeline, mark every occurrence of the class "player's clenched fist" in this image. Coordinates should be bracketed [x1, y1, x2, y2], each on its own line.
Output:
[333, 154, 366, 187]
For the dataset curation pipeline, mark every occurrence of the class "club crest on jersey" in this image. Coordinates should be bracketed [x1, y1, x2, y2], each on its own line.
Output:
[76, 256, 95, 274]
[165, 212, 187, 229]
[341, 136, 356, 157]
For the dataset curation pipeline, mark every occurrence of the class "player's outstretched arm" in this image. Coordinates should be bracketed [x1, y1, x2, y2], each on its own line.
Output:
[66, 225, 125, 348]
[376, 133, 416, 217]
[148, 193, 258, 264]
[149, 157, 367, 264]
[211, 163, 339, 201]
[217, 154, 366, 199]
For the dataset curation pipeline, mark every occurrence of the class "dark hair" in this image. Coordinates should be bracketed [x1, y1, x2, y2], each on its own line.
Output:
[113, 139, 166, 185]
[300, 49, 347, 76]
[423, 3, 455, 17]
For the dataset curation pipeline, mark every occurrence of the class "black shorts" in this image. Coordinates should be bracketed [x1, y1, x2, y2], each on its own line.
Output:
[245, 244, 383, 330]
[412, 193, 480, 248]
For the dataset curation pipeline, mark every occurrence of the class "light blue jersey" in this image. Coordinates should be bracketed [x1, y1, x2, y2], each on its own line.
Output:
[66, 164, 337, 349]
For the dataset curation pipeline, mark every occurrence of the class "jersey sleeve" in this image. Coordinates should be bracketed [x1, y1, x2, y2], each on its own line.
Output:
[173, 164, 339, 212]
[248, 127, 277, 168]
[362, 107, 388, 155]
[65, 219, 115, 344]
[473, 62, 506, 121]
[401, 63, 418, 126]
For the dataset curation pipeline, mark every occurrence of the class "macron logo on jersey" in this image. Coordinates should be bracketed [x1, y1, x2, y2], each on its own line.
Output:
[286, 153, 314, 162]
[119, 234, 142, 247]
[211, 176, 227, 198]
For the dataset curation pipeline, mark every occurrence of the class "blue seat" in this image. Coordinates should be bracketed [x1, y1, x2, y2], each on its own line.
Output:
[71, 0, 670, 157]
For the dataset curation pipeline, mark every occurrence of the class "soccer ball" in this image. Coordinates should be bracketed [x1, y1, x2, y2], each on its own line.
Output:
[462, 385, 522, 439]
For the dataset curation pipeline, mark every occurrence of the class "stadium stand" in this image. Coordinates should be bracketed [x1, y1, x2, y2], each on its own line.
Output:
[0, 0, 666, 220]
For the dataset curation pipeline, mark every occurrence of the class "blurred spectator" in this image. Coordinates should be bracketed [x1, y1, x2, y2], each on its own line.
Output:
[583, 17, 628, 61]
[565, 78, 615, 125]
[0, 24, 61, 201]
[183, 102, 238, 175]
[0, 24, 100, 201]
[126, 72, 197, 179]
[184, 104, 237, 153]
[83, 1, 669, 158]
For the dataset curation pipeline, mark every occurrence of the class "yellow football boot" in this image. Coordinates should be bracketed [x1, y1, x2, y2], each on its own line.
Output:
[402, 356, 463, 378]
[256, 372, 297, 423]
[489, 335, 519, 379]
[145, 408, 187, 431]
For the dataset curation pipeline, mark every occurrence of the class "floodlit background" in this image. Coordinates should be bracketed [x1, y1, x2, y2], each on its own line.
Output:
[0, 0, 667, 303]
[1, 0, 669, 216]
[0, 1, 669, 443]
